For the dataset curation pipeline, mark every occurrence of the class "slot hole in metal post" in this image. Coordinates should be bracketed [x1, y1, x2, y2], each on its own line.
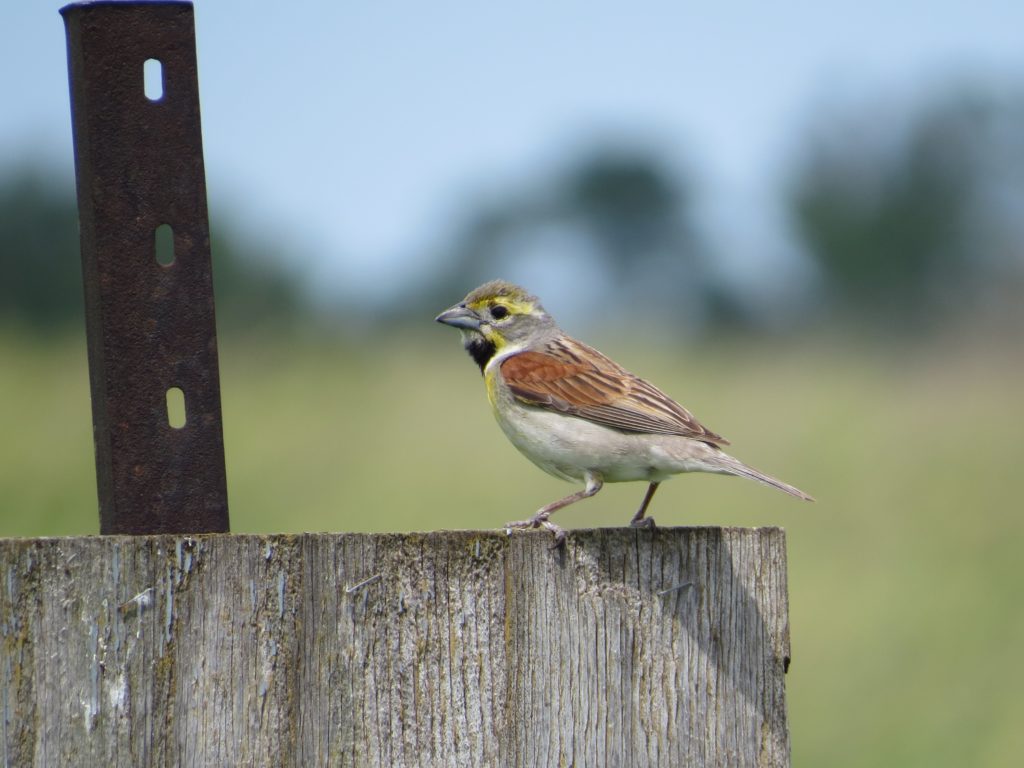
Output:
[166, 387, 186, 429]
[155, 223, 175, 266]
[144, 58, 163, 101]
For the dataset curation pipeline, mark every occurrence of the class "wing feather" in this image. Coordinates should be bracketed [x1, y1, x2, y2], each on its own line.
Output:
[500, 338, 729, 445]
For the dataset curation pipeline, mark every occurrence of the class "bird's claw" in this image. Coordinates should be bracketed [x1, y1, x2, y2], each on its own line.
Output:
[504, 510, 550, 530]
[630, 516, 657, 530]
[504, 512, 567, 548]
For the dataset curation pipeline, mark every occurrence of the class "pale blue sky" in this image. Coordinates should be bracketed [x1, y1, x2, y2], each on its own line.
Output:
[3, 1, 1023, 304]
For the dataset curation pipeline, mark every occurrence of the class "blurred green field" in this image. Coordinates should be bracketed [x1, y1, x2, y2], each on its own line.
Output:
[1, 330, 1022, 766]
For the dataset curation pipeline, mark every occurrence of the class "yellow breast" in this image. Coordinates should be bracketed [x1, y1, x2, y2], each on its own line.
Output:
[484, 366, 500, 409]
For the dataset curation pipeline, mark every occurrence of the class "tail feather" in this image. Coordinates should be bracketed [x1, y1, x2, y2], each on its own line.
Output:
[713, 453, 814, 502]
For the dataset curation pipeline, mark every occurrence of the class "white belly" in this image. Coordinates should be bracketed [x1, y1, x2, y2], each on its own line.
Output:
[489, 385, 714, 484]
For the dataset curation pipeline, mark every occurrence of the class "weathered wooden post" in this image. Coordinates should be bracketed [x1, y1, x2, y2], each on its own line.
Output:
[1, 529, 790, 766]
[0, 3, 793, 766]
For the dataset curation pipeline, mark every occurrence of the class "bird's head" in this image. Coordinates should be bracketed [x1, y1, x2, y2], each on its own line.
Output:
[435, 280, 555, 372]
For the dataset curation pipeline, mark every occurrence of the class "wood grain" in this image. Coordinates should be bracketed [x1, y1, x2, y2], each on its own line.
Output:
[0, 528, 789, 766]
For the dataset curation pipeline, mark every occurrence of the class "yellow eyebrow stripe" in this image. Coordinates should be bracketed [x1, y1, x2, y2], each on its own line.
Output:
[467, 298, 535, 315]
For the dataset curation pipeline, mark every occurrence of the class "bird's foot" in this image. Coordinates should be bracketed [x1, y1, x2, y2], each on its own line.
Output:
[504, 512, 567, 548]
[629, 515, 657, 530]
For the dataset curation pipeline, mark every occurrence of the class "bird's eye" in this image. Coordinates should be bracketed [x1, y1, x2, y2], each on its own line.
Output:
[490, 305, 509, 320]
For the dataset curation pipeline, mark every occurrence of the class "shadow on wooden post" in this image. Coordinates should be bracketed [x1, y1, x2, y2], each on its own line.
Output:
[0, 527, 790, 766]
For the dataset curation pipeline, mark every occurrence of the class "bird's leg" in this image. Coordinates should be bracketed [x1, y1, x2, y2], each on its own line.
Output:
[629, 481, 660, 529]
[505, 474, 604, 547]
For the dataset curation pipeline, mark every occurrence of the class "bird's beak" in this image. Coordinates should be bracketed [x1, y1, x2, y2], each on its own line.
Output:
[435, 304, 481, 331]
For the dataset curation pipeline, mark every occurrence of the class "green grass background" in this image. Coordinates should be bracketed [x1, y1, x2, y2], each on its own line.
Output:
[2, 330, 1021, 765]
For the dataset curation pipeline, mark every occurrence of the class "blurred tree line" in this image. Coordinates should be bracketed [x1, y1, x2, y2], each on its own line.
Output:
[410, 81, 1024, 335]
[3, 81, 1022, 338]
[0, 168, 309, 334]
[790, 83, 1024, 330]
[409, 147, 743, 332]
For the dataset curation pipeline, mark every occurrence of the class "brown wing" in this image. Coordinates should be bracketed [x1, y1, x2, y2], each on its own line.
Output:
[500, 337, 729, 445]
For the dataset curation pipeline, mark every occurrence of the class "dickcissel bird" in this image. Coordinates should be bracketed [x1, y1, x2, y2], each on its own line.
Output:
[436, 280, 813, 545]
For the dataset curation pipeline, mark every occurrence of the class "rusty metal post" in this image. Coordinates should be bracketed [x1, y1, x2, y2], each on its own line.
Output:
[61, 1, 229, 534]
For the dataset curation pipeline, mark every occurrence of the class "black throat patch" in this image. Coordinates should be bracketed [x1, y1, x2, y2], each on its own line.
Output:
[464, 336, 497, 374]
